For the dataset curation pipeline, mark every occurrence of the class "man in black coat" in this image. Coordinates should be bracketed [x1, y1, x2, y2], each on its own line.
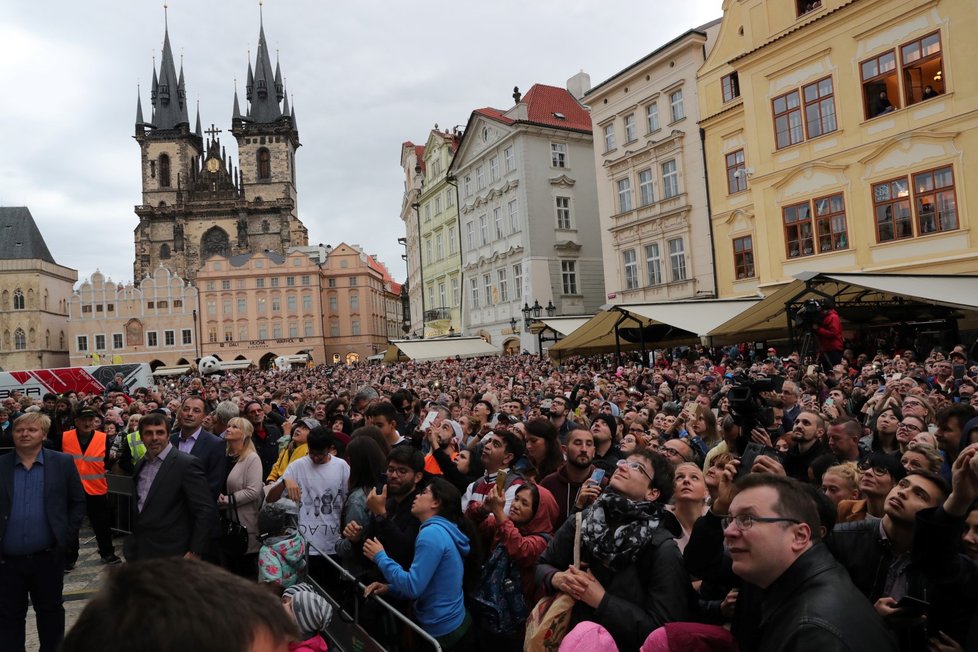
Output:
[170, 395, 226, 499]
[125, 413, 217, 561]
[723, 473, 896, 651]
[244, 400, 282, 479]
[0, 412, 86, 652]
[782, 410, 828, 481]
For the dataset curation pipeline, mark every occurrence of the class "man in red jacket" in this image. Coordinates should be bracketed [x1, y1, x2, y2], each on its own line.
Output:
[813, 298, 844, 371]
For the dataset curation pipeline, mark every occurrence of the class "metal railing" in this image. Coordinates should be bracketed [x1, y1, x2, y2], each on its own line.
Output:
[305, 541, 442, 652]
[423, 307, 453, 322]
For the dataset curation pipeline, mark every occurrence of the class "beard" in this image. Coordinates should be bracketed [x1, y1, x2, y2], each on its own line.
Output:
[567, 455, 593, 470]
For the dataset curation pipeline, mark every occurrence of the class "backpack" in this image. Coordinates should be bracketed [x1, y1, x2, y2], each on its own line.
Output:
[470, 533, 551, 635]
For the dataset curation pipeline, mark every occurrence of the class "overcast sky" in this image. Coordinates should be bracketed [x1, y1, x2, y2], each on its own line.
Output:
[1, 1, 721, 287]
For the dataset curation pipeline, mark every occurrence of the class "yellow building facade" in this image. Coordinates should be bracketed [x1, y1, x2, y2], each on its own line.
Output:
[700, 0, 978, 298]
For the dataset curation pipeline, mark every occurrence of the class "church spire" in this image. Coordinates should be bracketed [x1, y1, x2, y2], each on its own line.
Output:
[194, 101, 202, 137]
[150, 15, 189, 129]
[246, 19, 283, 124]
[135, 88, 145, 127]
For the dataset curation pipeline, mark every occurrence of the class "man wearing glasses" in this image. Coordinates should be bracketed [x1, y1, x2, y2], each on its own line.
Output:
[723, 474, 896, 650]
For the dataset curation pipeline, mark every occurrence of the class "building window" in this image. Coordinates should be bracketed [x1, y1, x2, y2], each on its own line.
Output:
[256, 278, 265, 288]
[181, 329, 192, 345]
[446, 188, 455, 207]
[508, 200, 519, 232]
[94, 334, 106, 351]
[669, 89, 685, 122]
[479, 215, 489, 245]
[466, 221, 474, 250]
[304, 322, 314, 337]
[662, 160, 679, 199]
[113, 333, 124, 349]
[351, 321, 360, 336]
[77, 335, 88, 352]
[289, 322, 298, 337]
[287, 295, 297, 311]
[206, 300, 216, 316]
[302, 294, 312, 310]
[329, 323, 339, 337]
[902, 32, 943, 105]
[286, 276, 295, 287]
[483, 273, 493, 306]
[271, 278, 279, 288]
[668, 238, 687, 281]
[638, 169, 655, 206]
[623, 249, 639, 290]
[814, 194, 849, 252]
[350, 294, 359, 311]
[873, 166, 957, 242]
[551, 143, 567, 168]
[327, 278, 335, 288]
[464, 175, 472, 196]
[773, 90, 803, 149]
[505, 146, 515, 172]
[561, 261, 578, 295]
[796, 0, 822, 16]
[163, 330, 174, 346]
[733, 236, 755, 279]
[257, 297, 266, 314]
[273, 323, 283, 338]
[257, 148, 271, 180]
[208, 327, 217, 343]
[617, 177, 633, 213]
[513, 264, 523, 299]
[623, 113, 637, 143]
[489, 156, 499, 181]
[424, 204, 431, 222]
[556, 196, 572, 229]
[497, 269, 508, 303]
[146, 331, 158, 347]
[803, 77, 837, 139]
[603, 124, 615, 152]
[425, 239, 432, 264]
[220, 280, 230, 290]
[439, 283, 447, 308]
[13, 289, 24, 310]
[448, 226, 457, 254]
[451, 277, 459, 306]
[645, 244, 662, 286]
[159, 154, 171, 187]
[783, 202, 815, 258]
[646, 103, 660, 133]
[861, 51, 899, 118]
[722, 72, 741, 102]
[223, 299, 232, 314]
[470, 278, 480, 309]
[476, 165, 485, 190]
[349, 277, 357, 287]
[271, 297, 281, 312]
[493, 209, 503, 240]
[726, 150, 747, 194]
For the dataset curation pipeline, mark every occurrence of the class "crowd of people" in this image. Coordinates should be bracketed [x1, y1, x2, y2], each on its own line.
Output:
[4, 327, 978, 651]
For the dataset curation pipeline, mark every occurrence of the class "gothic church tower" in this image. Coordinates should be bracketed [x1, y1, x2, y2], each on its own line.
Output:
[133, 14, 308, 284]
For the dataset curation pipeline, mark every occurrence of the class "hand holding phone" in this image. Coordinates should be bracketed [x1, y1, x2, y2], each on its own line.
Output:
[586, 469, 606, 487]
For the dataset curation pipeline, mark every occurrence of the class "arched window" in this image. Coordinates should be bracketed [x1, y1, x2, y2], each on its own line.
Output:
[257, 148, 271, 180]
[159, 154, 171, 188]
[14, 328, 26, 350]
[160, 243, 171, 259]
[13, 289, 24, 310]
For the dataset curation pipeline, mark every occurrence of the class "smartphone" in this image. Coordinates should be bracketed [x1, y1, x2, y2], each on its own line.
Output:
[288, 415, 297, 423]
[895, 595, 930, 615]
[737, 443, 779, 479]
[420, 410, 438, 430]
[954, 364, 966, 380]
[892, 373, 903, 381]
[495, 470, 507, 493]
[806, 365, 817, 376]
[824, 398, 834, 407]
[375, 478, 386, 495]
[587, 469, 606, 487]
[683, 401, 698, 419]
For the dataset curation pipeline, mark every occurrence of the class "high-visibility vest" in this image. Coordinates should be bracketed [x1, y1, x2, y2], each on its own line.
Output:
[127, 431, 147, 465]
[63, 429, 108, 495]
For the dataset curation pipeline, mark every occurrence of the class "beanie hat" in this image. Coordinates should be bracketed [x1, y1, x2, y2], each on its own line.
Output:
[559, 621, 619, 651]
[592, 413, 618, 439]
[284, 583, 333, 638]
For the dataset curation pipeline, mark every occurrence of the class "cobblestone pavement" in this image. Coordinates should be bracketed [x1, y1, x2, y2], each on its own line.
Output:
[24, 526, 125, 651]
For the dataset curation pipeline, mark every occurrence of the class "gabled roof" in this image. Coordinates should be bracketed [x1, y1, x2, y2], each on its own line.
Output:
[0, 207, 56, 264]
[520, 84, 592, 132]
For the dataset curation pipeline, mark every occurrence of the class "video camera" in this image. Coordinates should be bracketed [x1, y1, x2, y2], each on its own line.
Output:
[793, 298, 825, 329]
[726, 372, 784, 455]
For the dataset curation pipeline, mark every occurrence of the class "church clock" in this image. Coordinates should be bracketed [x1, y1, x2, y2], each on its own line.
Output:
[206, 157, 221, 173]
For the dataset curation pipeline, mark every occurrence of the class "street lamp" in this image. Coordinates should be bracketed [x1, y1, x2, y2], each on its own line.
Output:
[546, 300, 556, 317]
[522, 302, 532, 329]
[448, 325, 455, 337]
[532, 299, 542, 319]
[509, 317, 517, 333]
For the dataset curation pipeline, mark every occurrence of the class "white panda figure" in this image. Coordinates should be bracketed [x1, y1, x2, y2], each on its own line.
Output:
[198, 356, 222, 375]
[274, 356, 290, 371]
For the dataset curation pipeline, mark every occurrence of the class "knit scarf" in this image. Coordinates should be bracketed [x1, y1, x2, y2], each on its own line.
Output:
[580, 492, 662, 570]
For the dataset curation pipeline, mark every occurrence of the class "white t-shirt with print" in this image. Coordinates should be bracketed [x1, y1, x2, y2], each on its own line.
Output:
[282, 455, 350, 555]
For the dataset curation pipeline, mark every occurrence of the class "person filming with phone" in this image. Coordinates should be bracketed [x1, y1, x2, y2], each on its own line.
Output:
[811, 297, 844, 372]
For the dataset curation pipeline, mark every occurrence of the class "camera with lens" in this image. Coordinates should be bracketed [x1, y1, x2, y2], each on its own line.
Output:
[726, 372, 784, 455]
[793, 298, 824, 329]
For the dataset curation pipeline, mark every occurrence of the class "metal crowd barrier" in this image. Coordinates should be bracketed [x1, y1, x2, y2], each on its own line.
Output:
[305, 541, 443, 652]
[106, 472, 134, 535]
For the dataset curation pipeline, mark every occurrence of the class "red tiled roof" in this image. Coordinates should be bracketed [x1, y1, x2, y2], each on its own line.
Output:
[415, 145, 426, 175]
[521, 84, 592, 132]
[472, 85, 591, 133]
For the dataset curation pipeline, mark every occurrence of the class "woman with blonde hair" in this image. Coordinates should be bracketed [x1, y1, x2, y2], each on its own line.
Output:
[819, 462, 860, 506]
[667, 462, 709, 552]
[220, 416, 263, 578]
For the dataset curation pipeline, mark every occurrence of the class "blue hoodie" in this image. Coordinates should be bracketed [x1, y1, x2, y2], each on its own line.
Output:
[374, 515, 470, 637]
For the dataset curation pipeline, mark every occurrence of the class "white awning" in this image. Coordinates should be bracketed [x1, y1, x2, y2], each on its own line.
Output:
[707, 272, 978, 342]
[282, 355, 310, 364]
[152, 365, 191, 377]
[536, 316, 593, 337]
[383, 336, 500, 362]
[220, 359, 254, 370]
[549, 299, 760, 359]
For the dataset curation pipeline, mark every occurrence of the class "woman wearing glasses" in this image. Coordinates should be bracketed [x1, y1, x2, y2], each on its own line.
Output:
[536, 451, 692, 650]
[837, 452, 906, 522]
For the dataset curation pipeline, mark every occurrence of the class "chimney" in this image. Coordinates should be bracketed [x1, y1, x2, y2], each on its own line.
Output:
[567, 70, 591, 100]
[512, 86, 522, 104]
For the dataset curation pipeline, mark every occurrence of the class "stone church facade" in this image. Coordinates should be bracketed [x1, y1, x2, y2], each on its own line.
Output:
[132, 20, 308, 285]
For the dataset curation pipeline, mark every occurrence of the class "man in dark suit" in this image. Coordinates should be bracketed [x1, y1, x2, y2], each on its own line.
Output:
[124, 412, 217, 562]
[170, 396, 226, 499]
[0, 412, 86, 652]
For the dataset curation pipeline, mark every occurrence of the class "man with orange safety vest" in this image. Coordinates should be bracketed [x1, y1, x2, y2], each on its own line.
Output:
[61, 407, 121, 569]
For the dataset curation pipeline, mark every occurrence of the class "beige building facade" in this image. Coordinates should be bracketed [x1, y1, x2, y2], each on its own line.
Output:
[196, 251, 326, 367]
[586, 21, 720, 305]
[68, 267, 198, 368]
[0, 208, 76, 371]
[321, 243, 393, 365]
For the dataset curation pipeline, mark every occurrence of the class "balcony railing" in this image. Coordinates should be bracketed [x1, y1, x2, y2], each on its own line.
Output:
[423, 307, 452, 321]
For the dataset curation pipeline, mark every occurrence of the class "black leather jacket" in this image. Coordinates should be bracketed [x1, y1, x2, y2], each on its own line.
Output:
[756, 543, 897, 652]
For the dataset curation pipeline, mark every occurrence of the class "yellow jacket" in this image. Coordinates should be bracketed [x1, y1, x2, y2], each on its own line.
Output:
[266, 443, 308, 482]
